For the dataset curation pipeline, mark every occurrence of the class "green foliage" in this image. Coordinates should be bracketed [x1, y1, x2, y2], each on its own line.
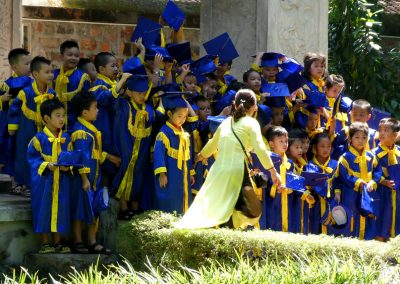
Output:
[329, 0, 400, 116]
[117, 211, 400, 271]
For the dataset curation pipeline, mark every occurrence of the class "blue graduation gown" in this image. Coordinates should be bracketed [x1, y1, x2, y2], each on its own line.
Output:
[334, 146, 382, 240]
[70, 117, 104, 224]
[7, 81, 56, 186]
[113, 97, 154, 202]
[26, 127, 71, 234]
[53, 67, 90, 133]
[153, 121, 194, 214]
[373, 145, 400, 238]
[305, 157, 338, 235]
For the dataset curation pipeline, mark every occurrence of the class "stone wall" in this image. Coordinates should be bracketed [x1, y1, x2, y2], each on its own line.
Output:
[23, 18, 200, 69]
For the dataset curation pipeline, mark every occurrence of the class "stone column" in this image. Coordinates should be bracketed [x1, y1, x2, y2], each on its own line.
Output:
[0, 0, 23, 80]
[200, 0, 328, 79]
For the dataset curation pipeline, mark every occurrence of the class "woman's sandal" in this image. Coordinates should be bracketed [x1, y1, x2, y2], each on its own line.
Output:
[38, 243, 56, 254]
[73, 242, 88, 253]
[118, 210, 132, 220]
[54, 243, 71, 253]
[88, 242, 111, 254]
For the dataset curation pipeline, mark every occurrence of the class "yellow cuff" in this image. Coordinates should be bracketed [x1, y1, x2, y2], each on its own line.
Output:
[334, 189, 341, 194]
[111, 86, 119, 99]
[251, 63, 261, 72]
[154, 167, 167, 175]
[79, 167, 91, 174]
[270, 184, 277, 198]
[157, 106, 165, 115]
[138, 54, 145, 64]
[101, 152, 108, 164]
[192, 189, 199, 195]
[354, 179, 363, 192]
[186, 115, 198, 123]
[0, 98, 2, 110]
[190, 169, 196, 176]
[38, 162, 50, 176]
[8, 124, 19, 131]
[372, 181, 378, 190]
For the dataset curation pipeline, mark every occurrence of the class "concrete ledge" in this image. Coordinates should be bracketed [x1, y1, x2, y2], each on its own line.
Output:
[0, 194, 32, 222]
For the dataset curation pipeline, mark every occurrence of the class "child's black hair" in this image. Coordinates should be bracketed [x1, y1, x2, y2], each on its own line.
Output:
[288, 128, 308, 147]
[40, 98, 65, 120]
[349, 122, 369, 139]
[94, 52, 115, 72]
[266, 126, 288, 142]
[204, 72, 217, 81]
[242, 68, 260, 83]
[351, 99, 372, 114]
[379, 118, 400, 133]
[8, 48, 30, 65]
[78, 58, 92, 70]
[192, 95, 208, 105]
[71, 92, 97, 116]
[30, 56, 51, 73]
[325, 74, 345, 90]
[227, 81, 244, 92]
[60, 40, 79, 54]
[310, 131, 331, 153]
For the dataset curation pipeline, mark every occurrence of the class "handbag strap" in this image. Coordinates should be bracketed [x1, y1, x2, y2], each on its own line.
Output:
[230, 117, 254, 170]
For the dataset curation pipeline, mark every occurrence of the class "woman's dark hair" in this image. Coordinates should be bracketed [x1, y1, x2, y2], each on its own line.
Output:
[233, 89, 256, 122]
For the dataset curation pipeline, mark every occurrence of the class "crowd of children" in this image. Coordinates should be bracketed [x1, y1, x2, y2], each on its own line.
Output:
[1, 0, 399, 253]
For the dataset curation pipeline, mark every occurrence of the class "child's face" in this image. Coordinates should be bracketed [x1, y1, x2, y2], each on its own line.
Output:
[12, 54, 31, 76]
[82, 62, 97, 82]
[350, 130, 368, 151]
[350, 108, 371, 123]
[100, 56, 119, 80]
[126, 89, 146, 105]
[168, 107, 188, 127]
[245, 71, 262, 92]
[215, 63, 230, 77]
[62, 47, 80, 70]
[262, 66, 279, 82]
[183, 75, 198, 93]
[302, 138, 310, 154]
[289, 139, 303, 160]
[306, 112, 319, 130]
[271, 107, 285, 126]
[44, 107, 65, 131]
[309, 60, 325, 79]
[269, 134, 288, 155]
[315, 138, 332, 159]
[82, 101, 98, 122]
[33, 64, 54, 86]
[202, 79, 217, 100]
[196, 100, 211, 122]
[326, 85, 342, 98]
[378, 124, 397, 147]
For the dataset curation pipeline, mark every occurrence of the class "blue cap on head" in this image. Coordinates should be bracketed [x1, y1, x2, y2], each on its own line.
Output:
[261, 82, 290, 97]
[257, 104, 272, 127]
[126, 76, 149, 93]
[203, 32, 239, 65]
[156, 83, 190, 110]
[256, 52, 286, 67]
[162, 0, 186, 31]
[207, 115, 227, 134]
[122, 56, 143, 74]
[166, 41, 192, 65]
[130, 16, 162, 47]
[191, 55, 217, 83]
[145, 45, 174, 62]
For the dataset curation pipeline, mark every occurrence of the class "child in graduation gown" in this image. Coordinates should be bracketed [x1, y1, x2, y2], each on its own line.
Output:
[0, 48, 32, 179]
[70, 92, 120, 253]
[373, 118, 400, 240]
[113, 73, 155, 219]
[8, 56, 55, 194]
[305, 132, 338, 235]
[27, 98, 72, 253]
[53, 40, 90, 133]
[153, 92, 195, 214]
[334, 122, 382, 240]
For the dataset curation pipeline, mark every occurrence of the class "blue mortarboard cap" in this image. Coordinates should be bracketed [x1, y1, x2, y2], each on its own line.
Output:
[304, 91, 328, 108]
[122, 56, 143, 74]
[257, 104, 272, 127]
[191, 55, 217, 75]
[5, 76, 33, 98]
[339, 96, 352, 113]
[207, 115, 227, 134]
[256, 52, 285, 67]
[321, 200, 351, 236]
[166, 41, 192, 64]
[277, 72, 307, 94]
[145, 45, 174, 62]
[156, 84, 190, 109]
[250, 151, 282, 180]
[162, 0, 186, 31]
[130, 17, 162, 47]
[214, 89, 236, 114]
[56, 150, 83, 167]
[265, 96, 286, 108]
[357, 184, 376, 218]
[368, 108, 391, 130]
[279, 57, 303, 73]
[301, 171, 329, 187]
[126, 76, 149, 93]
[285, 172, 305, 192]
[388, 164, 400, 191]
[203, 32, 239, 65]
[91, 187, 109, 215]
[261, 82, 290, 97]
[270, 152, 282, 166]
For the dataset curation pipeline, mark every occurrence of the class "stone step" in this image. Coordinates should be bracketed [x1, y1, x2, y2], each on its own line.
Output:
[23, 253, 120, 278]
[0, 174, 12, 193]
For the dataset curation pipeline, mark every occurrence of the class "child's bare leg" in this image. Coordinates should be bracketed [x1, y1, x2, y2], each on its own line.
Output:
[41, 233, 49, 244]
[131, 201, 139, 211]
[87, 222, 97, 245]
[73, 220, 83, 243]
[52, 232, 61, 244]
[120, 199, 128, 211]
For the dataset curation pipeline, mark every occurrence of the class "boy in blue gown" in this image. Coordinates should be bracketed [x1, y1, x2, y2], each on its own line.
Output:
[70, 92, 120, 253]
[53, 40, 90, 133]
[8, 56, 56, 195]
[27, 98, 72, 253]
[0, 48, 32, 180]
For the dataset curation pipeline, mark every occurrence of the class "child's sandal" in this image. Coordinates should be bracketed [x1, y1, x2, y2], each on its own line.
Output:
[38, 244, 56, 254]
[118, 210, 132, 220]
[54, 243, 71, 253]
[88, 242, 111, 254]
[10, 185, 23, 195]
[73, 242, 88, 253]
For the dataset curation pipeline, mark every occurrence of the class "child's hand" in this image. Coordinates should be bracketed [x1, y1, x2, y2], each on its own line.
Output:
[159, 173, 168, 188]
[107, 154, 121, 167]
[194, 153, 205, 164]
[305, 194, 315, 206]
[334, 192, 341, 203]
[381, 179, 395, 189]
[47, 163, 57, 172]
[120, 73, 132, 82]
[154, 53, 164, 70]
[8, 130, 16, 136]
[1, 93, 12, 102]
[134, 37, 145, 52]
[367, 180, 375, 192]
[220, 105, 232, 116]
[190, 175, 195, 186]
[81, 176, 91, 191]
[181, 63, 190, 74]
[359, 180, 367, 191]
[60, 166, 70, 172]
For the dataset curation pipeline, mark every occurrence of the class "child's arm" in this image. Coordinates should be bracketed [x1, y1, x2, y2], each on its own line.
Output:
[368, 155, 383, 192]
[337, 156, 365, 192]
[154, 131, 168, 188]
[27, 136, 54, 176]
[7, 90, 24, 135]
[71, 130, 93, 186]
